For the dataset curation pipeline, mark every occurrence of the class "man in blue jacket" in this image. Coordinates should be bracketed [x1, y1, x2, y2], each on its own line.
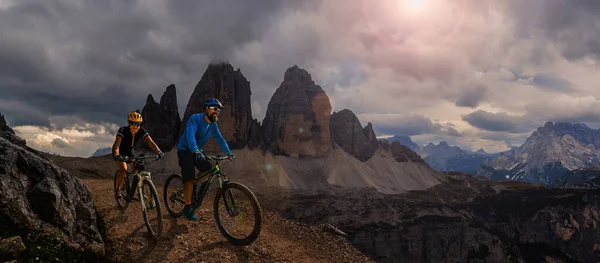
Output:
[177, 98, 235, 220]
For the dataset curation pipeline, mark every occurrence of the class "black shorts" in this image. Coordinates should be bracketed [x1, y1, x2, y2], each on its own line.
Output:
[177, 150, 212, 183]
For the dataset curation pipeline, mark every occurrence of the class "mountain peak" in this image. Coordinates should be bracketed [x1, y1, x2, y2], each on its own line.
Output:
[480, 121, 600, 184]
[146, 94, 156, 104]
[283, 65, 314, 84]
[438, 141, 449, 147]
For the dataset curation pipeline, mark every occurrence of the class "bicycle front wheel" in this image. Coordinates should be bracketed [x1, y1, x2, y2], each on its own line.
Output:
[141, 179, 163, 240]
[213, 182, 262, 246]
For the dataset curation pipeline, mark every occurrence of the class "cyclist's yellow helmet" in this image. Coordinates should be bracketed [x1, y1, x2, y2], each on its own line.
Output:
[127, 111, 142, 122]
[127, 111, 142, 133]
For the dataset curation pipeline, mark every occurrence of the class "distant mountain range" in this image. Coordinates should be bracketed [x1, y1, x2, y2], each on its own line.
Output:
[383, 122, 600, 186]
[477, 122, 600, 185]
[91, 147, 111, 157]
[382, 135, 502, 175]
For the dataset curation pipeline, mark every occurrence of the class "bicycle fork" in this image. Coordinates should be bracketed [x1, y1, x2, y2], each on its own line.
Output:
[136, 172, 155, 211]
[218, 176, 240, 217]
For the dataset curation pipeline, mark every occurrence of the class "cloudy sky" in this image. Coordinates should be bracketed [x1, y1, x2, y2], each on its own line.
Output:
[1, 0, 600, 157]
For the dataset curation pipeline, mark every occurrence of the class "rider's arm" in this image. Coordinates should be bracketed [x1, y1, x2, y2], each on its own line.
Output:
[212, 124, 231, 155]
[145, 136, 161, 153]
[112, 127, 124, 156]
[185, 114, 201, 153]
[112, 136, 121, 156]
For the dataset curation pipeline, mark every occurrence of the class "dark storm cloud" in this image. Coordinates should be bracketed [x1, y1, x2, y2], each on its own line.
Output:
[462, 110, 531, 133]
[530, 73, 575, 93]
[165, 0, 313, 60]
[455, 84, 488, 108]
[509, 0, 600, 61]
[0, 0, 315, 130]
[464, 96, 600, 134]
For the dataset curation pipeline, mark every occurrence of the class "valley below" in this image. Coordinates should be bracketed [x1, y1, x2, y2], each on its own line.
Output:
[259, 173, 600, 263]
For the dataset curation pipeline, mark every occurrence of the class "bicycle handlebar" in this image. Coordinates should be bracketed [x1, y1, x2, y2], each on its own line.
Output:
[204, 155, 234, 161]
[120, 154, 161, 162]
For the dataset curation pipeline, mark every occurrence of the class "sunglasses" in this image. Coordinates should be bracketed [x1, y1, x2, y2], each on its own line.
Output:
[129, 122, 141, 126]
[208, 106, 222, 112]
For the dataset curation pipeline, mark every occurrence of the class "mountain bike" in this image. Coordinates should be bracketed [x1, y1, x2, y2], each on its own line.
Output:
[113, 153, 163, 240]
[163, 155, 262, 246]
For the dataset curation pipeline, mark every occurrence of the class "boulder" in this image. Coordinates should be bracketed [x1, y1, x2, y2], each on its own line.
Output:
[0, 118, 105, 261]
[261, 65, 333, 157]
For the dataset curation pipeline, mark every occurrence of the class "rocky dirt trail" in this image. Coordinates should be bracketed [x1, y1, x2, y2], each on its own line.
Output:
[81, 178, 373, 263]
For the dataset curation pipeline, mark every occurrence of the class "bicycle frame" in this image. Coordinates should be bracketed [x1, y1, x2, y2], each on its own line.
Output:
[170, 158, 230, 207]
[122, 157, 157, 211]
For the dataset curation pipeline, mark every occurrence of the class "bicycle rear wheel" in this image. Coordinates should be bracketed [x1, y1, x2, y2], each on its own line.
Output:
[141, 179, 163, 239]
[163, 173, 186, 217]
[213, 182, 262, 246]
[113, 170, 127, 209]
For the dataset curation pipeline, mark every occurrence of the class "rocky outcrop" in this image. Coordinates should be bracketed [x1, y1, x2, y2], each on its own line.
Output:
[0, 114, 14, 135]
[272, 174, 600, 263]
[384, 135, 423, 154]
[180, 62, 256, 152]
[139, 84, 181, 152]
[247, 119, 261, 150]
[363, 123, 379, 150]
[0, 114, 47, 160]
[261, 65, 333, 157]
[0, 121, 105, 261]
[389, 141, 426, 163]
[330, 109, 377, 161]
[0, 114, 25, 148]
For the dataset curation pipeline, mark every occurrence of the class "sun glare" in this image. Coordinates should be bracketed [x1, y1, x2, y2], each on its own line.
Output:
[400, 0, 429, 15]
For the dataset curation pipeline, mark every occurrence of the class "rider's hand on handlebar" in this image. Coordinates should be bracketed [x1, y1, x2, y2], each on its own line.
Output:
[227, 153, 236, 161]
[113, 154, 125, 162]
[157, 151, 165, 160]
[194, 151, 206, 161]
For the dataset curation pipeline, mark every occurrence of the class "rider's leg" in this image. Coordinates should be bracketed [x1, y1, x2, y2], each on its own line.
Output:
[184, 182, 194, 205]
[191, 160, 212, 209]
[183, 159, 212, 205]
[125, 173, 139, 202]
[115, 161, 127, 197]
[179, 150, 198, 221]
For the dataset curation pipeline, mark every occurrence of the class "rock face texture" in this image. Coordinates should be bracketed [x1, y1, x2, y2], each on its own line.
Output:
[330, 109, 378, 161]
[180, 62, 256, 153]
[363, 123, 379, 151]
[273, 174, 600, 263]
[0, 114, 27, 150]
[0, 117, 105, 260]
[261, 65, 333, 158]
[389, 141, 426, 163]
[478, 122, 600, 184]
[139, 84, 181, 152]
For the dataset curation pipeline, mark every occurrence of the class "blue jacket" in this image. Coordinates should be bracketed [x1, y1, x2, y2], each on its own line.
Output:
[177, 113, 231, 155]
